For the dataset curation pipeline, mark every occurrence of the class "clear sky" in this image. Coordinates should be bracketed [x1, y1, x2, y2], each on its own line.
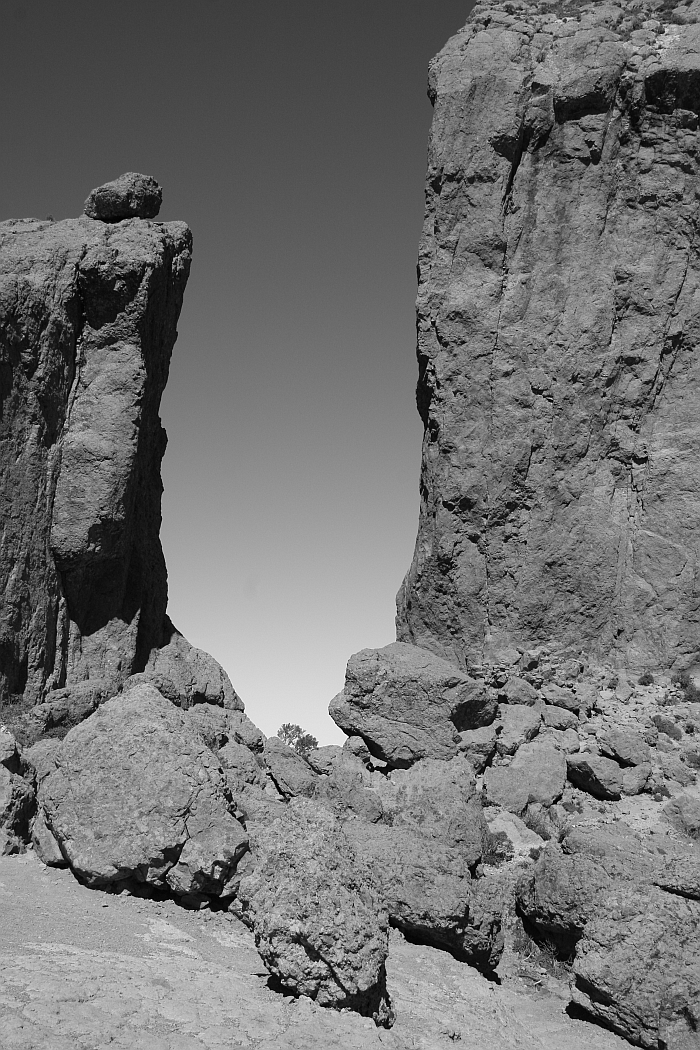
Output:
[3, 0, 475, 743]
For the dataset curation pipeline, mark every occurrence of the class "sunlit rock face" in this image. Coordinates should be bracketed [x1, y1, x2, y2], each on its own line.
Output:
[397, 0, 700, 675]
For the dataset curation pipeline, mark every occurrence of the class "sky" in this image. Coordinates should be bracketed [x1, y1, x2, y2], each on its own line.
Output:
[3, 0, 475, 744]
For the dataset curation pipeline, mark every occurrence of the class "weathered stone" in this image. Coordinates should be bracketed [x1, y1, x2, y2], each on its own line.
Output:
[31, 807, 66, 866]
[343, 817, 502, 971]
[664, 794, 700, 842]
[142, 625, 244, 710]
[572, 887, 700, 1050]
[567, 753, 623, 800]
[217, 739, 267, 794]
[540, 727, 580, 754]
[84, 172, 162, 221]
[0, 765, 35, 854]
[26, 679, 115, 734]
[500, 675, 538, 706]
[622, 762, 652, 796]
[232, 799, 393, 1026]
[330, 642, 495, 768]
[262, 737, 318, 799]
[542, 705, 578, 731]
[660, 751, 696, 787]
[599, 727, 651, 767]
[395, 1, 700, 676]
[37, 684, 248, 895]
[484, 741, 566, 817]
[0, 208, 190, 702]
[652, 713, 684, 742]
[316, 751, 385, 824]
[457, 724, 498, 774]
[495, 703, 541, 756]
[540, 683, 579, 713]
[306, 745, 342, 776]
[376, 756, 487, 866]
[516, 844, 612, 956]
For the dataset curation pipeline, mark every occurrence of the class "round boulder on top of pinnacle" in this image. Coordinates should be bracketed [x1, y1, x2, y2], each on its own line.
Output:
[84, 172, 162, 221]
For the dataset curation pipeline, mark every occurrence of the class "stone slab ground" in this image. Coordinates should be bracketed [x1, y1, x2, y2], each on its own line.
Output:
[0, 852, 627, 1050]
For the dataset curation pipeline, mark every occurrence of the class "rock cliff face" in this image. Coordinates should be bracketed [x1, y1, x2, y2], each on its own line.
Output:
[397, 0, 700, 675]
[0, 183, 191, 702]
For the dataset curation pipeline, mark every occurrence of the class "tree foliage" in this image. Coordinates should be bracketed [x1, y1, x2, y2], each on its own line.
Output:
[278, 722, 319, 757]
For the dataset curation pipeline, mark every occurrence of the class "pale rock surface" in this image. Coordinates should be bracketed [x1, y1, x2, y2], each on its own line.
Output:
[495, 702, 541, 755]
[485, 740, 566, 815]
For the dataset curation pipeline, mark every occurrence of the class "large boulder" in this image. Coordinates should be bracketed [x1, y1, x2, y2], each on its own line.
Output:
[344, 817, 502, 971]
[36, 684, 248, 897]
[84, 172, 162, 221]
[330, 642, 496, 767]
[484, 741, 567, 817]
[567, 752, 623, 801]
[571, 887, 700, 1050]
[141, 624, 244, 710]
[232, 798, 393, 1026]
[262, 737, 318, 799]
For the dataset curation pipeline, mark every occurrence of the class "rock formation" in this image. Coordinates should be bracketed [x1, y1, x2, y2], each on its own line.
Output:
[0, 177, 194, 703]
[395, 0, 700, 676]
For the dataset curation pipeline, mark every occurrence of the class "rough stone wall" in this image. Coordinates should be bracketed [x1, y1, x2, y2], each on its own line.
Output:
[397, 0, 700, 674]
[0, 215, 191, 702]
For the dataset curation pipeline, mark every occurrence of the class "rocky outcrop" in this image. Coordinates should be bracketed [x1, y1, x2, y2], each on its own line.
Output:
[395, 0, 700, 676]
[0, 176, 192, 704]
[35, 684, 249, 898]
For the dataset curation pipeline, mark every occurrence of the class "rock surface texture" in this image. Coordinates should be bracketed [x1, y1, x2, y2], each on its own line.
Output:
[0, 177, 191, 703]
[396, 0, 700, 676]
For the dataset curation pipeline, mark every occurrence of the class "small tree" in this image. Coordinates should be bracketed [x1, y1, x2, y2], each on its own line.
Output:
[278, 722, 319, 757]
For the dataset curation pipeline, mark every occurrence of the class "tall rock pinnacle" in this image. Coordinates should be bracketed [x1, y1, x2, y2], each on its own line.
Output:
[0, 176, 191, 701]
[397, 0, 700, 674]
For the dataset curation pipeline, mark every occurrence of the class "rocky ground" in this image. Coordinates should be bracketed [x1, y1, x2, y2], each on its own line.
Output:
[0, 850, 628, 1050]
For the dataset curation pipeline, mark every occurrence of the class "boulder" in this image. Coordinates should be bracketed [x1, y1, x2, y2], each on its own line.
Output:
[599, 727, 651, 768]
[652, 714, 684, 743]
[26, 679, 116, 734]
[343, 817, 502, 971]
[330, 642, 496, 768]
[500, 676, 538, 706]
[542, 705, 578, 731]
[664, 794, 700, 842]
[232, 799, 393, 1026]
[84, 172, 162, 220]
[572, 887, 700, 1050]
[495, 704, 541, 756]
[457, 724, 498, 774]
[37, 684, 248, 896]
[484, 741, 566, 817]
[142, 625, 244, 710]
[515, 844, 612, 957]
[306, 745, 342, 776]
[540, 684, 579, 714]
[316, 750, 384, 824]
[567, 753, 623, 800]
[262, 737, 318, 799]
